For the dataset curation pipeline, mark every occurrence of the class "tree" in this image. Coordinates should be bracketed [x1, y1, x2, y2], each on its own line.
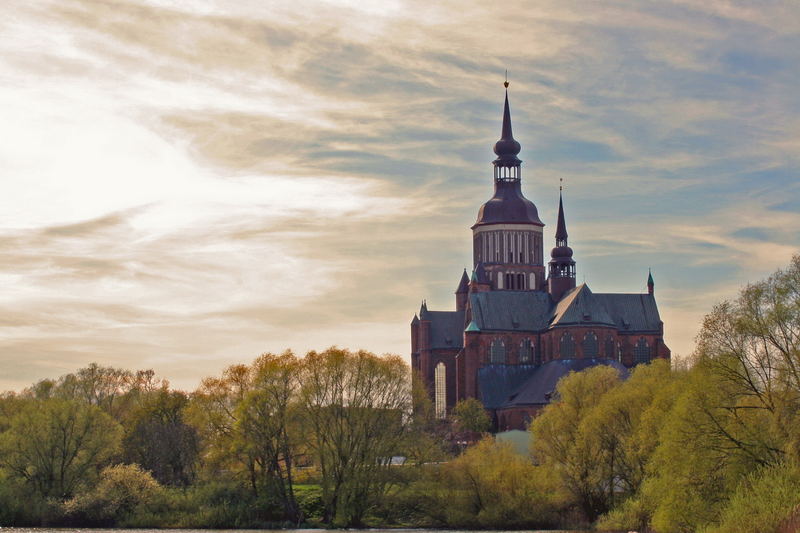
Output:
[452, 398, 491, 434]
[122, 389, 199, 487]
[299, 348, 411, 526]
[235, 352, 302, 523]
[188, 353, 303, 523]
[694, 255, 800, 466]
[530, 364, 622, 522]
[0, 399, 122, 499]
[431, 437, 562, 528]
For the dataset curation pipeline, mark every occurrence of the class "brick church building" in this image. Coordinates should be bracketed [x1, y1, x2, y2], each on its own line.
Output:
[410, 86, 670, 431]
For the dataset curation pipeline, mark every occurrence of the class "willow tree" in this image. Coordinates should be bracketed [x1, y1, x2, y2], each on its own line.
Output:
[299, 348, 411, 526]
[694, 254, 800, 464]
[189, 352, 303, 523]
[530, 364, 622, 522]
[0, 398, 122, 499]
[236, 352, 302, 523]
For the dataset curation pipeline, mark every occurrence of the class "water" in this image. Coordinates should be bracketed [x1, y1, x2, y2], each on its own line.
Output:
[0, 527, 587, 533]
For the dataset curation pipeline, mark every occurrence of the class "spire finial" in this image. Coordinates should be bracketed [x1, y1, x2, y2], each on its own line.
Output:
[560, 177, 563, 192]
[504, 69, 509, 89]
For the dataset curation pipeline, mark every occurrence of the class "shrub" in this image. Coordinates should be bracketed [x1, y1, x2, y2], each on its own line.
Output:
[705, 463, 800, 533]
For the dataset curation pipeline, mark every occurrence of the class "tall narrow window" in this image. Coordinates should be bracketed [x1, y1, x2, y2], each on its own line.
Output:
[519, 339, 533, 363]
[434, 362, 446, 419]
[605, 336, 614, 358]
[490, 339, 506, 364]
[560, 333, 576, 358]
[582, 332, 598, 358]
[634, 337, 651, 364]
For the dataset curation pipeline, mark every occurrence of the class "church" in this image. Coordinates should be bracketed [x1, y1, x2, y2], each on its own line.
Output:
[410, 85, 670, 431]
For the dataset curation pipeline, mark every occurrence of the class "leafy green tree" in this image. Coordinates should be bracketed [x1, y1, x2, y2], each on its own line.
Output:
[431, 437, 562, 528]
[706, 462, 800, 533]
[300, 348, 411, 526]
[0, 398, 122, 499]
[402, 371, 448, 465]
[122, 389, 199, 487]
[452, 397, 491, 434]
[236, 352, 302, 523]
[531, 364, 622, 522]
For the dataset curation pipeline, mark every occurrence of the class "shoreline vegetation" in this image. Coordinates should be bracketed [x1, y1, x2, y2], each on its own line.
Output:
[2, 256, 800, 532]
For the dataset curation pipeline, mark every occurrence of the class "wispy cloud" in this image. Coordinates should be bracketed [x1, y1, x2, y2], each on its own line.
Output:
[1, 0, 798, 389]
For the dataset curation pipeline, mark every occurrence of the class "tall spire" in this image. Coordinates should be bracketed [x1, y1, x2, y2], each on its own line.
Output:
[548, 185, 576, 300]
[493, 79, 522, 177]
[647, 269, 654, 295]
[501, 89, 514, 142]
[555, 183, 568, 247]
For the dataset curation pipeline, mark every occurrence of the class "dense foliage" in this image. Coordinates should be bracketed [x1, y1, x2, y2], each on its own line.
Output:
[1, 256, 800, 531]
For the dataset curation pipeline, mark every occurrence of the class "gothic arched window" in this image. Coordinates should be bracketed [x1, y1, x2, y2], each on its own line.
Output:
[605, 336, 615, 358]
[634, 337, 651, 364]
[519, 339, 533, 363]
[434, 362, 446, 419]
[582, 332, 598, 358]
[559, 333, 576, 358]
[490, 339, 506, 364]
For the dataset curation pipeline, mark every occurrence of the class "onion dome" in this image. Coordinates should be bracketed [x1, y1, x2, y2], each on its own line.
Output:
[474, 180, 543, 227]
[551, 245, 574, 258]
[474, 86, 543, 228]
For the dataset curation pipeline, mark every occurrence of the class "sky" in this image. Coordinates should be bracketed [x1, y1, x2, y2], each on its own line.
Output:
[1, 0, 799, 392]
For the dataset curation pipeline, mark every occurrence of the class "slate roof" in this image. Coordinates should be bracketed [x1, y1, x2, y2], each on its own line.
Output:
[550, 284, 615, 327]
[467, 284, 662, 333]
[594, 293, 662, 332]
[495, 358, 629, 408]
[427, 310, 465, 349]
[477, 364, 538, 409]
[469, 291, 552, 332]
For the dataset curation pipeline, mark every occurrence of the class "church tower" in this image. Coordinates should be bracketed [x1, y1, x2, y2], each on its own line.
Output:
[547, 190, 576, 300]
[471, 84, 546, 291]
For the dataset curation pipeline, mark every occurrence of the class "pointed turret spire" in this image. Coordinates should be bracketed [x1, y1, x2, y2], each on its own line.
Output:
[456, 269, 470, 293]
[548, 186, 576, 300]
[555, 184, 568, 247]
[647, 269, 654, 295]
[419, 300, 430, 320]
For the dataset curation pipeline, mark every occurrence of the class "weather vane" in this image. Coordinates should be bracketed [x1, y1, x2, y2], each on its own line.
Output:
[560, 177, 563, 192]
[504, 69, 509, 88]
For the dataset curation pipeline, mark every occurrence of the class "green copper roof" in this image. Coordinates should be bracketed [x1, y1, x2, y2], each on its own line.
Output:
[465, 320, 481, 332]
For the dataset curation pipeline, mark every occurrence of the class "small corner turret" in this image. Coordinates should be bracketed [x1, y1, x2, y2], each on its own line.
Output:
[547, 188, 576, 301]
[456, 269, 470, 310]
